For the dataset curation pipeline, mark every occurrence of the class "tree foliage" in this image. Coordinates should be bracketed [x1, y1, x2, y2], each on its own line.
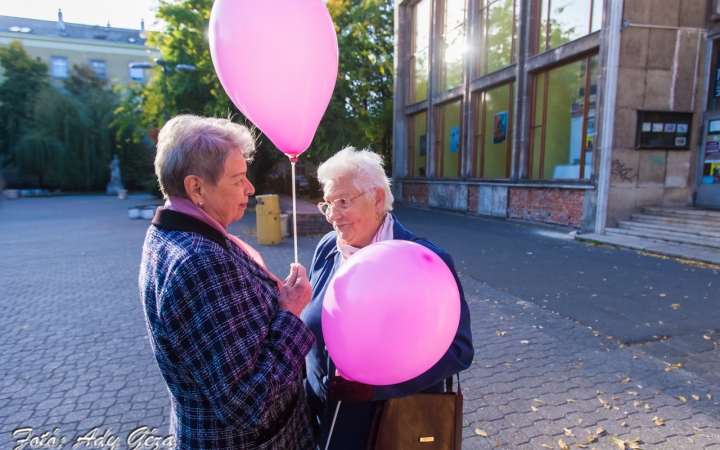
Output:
[314, 0, 394, 168]
[116, 0, 396, 186]
[0, 40, 49, 164]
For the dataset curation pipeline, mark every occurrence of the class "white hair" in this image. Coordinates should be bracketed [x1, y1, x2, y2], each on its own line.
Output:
[317, 147, 394, 212]
[155, 115, 256, 199]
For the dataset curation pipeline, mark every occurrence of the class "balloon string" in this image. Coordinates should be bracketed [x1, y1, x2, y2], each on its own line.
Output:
[325, 401, 341, 450]
[291, 160, 299, 264]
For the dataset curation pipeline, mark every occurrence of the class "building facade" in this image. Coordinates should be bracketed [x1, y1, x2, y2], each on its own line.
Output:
[0, 11, 157, 87]
[392, 0, 717, 232]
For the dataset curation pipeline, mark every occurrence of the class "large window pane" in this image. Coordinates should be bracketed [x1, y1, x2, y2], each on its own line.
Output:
[442, 0, 465, 91]
[474, 83, 514, 178]
[477, 0, 516, 77]
[437, 101, 462, 178]
[411, 0, 430, 103]
[539, 0, 599, 53]
[530, 55, 598, 179]
[408, 112, 428, 177]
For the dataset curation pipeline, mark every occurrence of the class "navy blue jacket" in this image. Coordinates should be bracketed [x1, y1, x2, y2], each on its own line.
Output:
[301, 215, 474, 450]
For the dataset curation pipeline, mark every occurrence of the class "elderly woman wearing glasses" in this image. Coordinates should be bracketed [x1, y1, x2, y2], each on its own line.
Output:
[301, 147, 473, 450]
[139, 115, 316, 449]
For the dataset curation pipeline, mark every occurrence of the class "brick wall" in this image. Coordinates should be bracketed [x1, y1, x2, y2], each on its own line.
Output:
[402, 182, 430, 205]
[468, 185, 479, 212]
[508, 188, 584, 228]
[287, 213, 334, 236]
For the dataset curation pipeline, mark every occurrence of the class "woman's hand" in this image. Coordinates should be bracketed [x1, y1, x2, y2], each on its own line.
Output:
[278, 263, 312, 317]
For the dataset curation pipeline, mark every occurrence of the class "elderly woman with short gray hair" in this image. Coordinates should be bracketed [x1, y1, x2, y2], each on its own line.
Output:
[139, 115, 316, 450]
[301, 147, 474, 450]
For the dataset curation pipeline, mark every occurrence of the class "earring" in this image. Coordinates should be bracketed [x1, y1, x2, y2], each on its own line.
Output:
[376, 212, 381, 220]
[198, 201, 203, 207]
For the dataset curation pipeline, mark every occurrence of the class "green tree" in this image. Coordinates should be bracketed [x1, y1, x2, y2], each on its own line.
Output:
[316, 0, 395, 169]
[17, 64, 153, 189]
[0, 40, 49, 165]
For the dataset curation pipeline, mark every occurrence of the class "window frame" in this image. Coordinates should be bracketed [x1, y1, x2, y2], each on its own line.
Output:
[89, 59, 107, 79]
[537, 0, 600, 54]
[528, 52, 598, 180]
[471, 81, 515, 179]
[475, 0, 518, 79]
[438, 0, 466, 93]
[409, 0, 431, 105]
[50, 56, 69, 79]
[434, 99, 464, 178]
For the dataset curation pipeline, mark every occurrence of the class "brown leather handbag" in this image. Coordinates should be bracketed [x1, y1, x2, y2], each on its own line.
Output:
[366, 375, 463, 450]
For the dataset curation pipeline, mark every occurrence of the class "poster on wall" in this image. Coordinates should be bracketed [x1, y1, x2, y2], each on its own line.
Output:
[703, 162, 720, 184]
[449, 126, 459, 153]
[493, 111, 508, 144]
[419, 134, 426, 156]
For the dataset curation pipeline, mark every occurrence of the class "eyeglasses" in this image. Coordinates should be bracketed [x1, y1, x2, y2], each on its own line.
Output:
[317, 192, 366, 216]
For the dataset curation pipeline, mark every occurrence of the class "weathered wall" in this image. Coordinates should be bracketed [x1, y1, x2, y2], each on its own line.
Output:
[508, 188, 585, 228]
[607, 0, 706, 226]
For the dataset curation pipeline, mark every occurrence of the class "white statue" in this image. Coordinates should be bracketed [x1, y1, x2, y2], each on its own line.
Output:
[106, 154, 125, 195]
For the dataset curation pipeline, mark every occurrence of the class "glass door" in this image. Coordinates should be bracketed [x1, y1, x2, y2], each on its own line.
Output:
[696, 112, 720, 208]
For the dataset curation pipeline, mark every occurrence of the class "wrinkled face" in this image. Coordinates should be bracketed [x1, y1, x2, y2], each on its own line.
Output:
[324, 176, 384, 248]
[201, 152, 255, 227]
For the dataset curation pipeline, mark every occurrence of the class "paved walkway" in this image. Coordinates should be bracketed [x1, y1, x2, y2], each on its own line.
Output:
[0, 195, 718, 449]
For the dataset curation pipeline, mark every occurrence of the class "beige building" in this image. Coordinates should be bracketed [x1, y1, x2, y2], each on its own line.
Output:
[392, 0, 719, 241]
[0, 11, 157, 87]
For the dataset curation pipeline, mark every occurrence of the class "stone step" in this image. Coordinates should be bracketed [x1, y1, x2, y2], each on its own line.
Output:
[630, 214, 719, 232]
[575, 233, 720, 265]
[605, 227, 720, 249]
[642, 207, 720, 221]
[617, 220, 720, 240]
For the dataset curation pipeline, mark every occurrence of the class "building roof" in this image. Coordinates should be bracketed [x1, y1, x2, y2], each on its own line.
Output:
[0, 14, 147, 46]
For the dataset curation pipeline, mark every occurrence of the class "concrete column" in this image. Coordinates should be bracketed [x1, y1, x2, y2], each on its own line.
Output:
[392, 0, 409, 181]
[460, 0, 475, 180]
[426, 0, 439, 178]
[514, 0, 533, 182]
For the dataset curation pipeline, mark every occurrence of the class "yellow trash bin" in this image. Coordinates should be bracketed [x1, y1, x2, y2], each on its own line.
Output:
[255, 194, 282, 245]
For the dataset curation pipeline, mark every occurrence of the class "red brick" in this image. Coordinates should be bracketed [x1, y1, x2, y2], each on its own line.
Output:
[507, 188, 584, 228]
[468, 185, 480, 212]
[402, 182, 430, 205]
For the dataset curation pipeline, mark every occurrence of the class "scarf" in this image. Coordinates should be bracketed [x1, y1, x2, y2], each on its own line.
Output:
[166, 197, 283, 289]
[337, 213, 394, 262]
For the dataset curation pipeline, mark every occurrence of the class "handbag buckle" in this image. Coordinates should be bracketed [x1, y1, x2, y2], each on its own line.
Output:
[419, 437, 435, 443]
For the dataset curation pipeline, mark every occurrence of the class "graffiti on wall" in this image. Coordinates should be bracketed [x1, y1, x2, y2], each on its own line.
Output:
[611, 159, 638, 183]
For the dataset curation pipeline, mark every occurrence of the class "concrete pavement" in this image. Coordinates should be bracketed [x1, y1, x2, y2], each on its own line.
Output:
[0, 195, 719, 449]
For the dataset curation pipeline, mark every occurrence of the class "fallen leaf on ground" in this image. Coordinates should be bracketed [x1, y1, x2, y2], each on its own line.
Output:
[534, 398, 546, 403]
[567, 399, 576, 403]
[671, 303, 680, 309]
[708, 393, 712, 399]
[620, 422, 627, 427]
[704, 335, 711, 340]
[596, 427, 605, 435]
[541, 444, 553, 449]
[628, 391, 639, 396]
[612, 396, 620, 401]
[634, 400, 642, 407]
[496, 331, 507, 336]
[652, 416, 665, 426]
[596, 390, 604, 395]
[475, 428, 488, 438]
[645, 404, 651, 410]
[586, 436, 597, 443]
[531, 405, 538, 412]
[598, 398, 608, 405]
[520, 340, 530, 345]
[621, 378, 631, 383]
[564, 428, 573, 437]
[575, 444, 588, 449]
[659, 293, 666, 297]
[677, 396, 687, 403]
[559, 439, 569, 450]
[607, 436, 626, 449]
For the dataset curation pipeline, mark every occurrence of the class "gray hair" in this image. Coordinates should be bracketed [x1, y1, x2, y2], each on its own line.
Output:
[155, 115, 256, 199]
[317, 147, 394, 212]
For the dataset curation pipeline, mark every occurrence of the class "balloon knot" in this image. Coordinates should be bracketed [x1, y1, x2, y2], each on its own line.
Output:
[288, 155, 298, 164]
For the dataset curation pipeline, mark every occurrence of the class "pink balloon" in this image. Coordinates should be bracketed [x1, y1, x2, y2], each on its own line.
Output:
[322, 240, 461, 385]
[209, 0, 338, 158]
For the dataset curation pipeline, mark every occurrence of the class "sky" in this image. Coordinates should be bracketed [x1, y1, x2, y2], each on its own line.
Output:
[0, 0, 162, 31]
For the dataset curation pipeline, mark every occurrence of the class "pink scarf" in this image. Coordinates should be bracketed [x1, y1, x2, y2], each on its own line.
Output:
[337, 213, 394, 262]
[165, 197, 283, 289]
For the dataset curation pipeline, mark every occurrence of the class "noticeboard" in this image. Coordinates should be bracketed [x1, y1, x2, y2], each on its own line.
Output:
[635, 111, 693, 150]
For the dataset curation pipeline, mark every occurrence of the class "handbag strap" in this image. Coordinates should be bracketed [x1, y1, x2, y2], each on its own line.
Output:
[445, 373, 462, 394]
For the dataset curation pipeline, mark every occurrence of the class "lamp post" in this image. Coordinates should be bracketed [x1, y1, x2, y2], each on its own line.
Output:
[128, 58, 197, 123]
